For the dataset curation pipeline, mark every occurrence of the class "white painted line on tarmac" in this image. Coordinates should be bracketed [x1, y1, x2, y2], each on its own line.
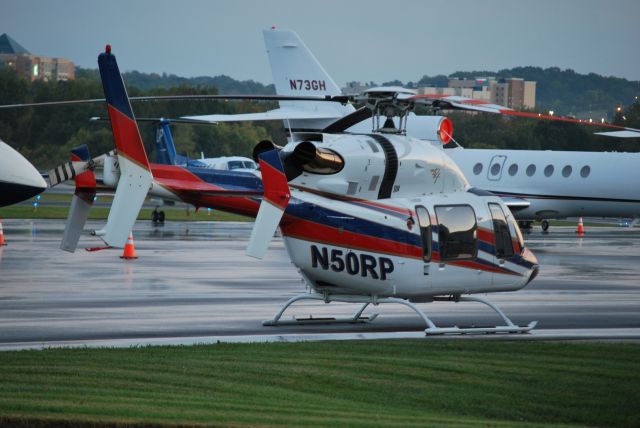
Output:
[2, 328, 640, 351]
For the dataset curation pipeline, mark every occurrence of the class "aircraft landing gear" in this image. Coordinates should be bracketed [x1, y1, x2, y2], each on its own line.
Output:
[262, 293, 537, 335]
[541, 220, 550, 232]
[518, 221, 533, 233]
[152, 207, 165, 225]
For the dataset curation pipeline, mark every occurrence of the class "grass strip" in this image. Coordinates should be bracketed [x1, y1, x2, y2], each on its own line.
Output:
[0, 340, 638, 427]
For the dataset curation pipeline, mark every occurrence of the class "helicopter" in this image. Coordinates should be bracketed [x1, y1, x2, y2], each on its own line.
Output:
[51, 45, 537, 335]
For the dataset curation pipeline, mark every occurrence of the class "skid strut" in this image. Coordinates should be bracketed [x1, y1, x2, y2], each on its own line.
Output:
[262, 294, 378, 326]
[263, 293, 537, 335]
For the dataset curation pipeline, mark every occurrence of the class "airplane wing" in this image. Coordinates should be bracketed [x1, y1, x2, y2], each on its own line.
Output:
[593, 130, 640, 138]
[409, 94, 640, 137]
[183, 107, 342, 123]
[501, 197, 531, 212]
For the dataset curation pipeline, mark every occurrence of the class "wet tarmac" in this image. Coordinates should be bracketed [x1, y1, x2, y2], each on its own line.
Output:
[1, 219, 640, 349]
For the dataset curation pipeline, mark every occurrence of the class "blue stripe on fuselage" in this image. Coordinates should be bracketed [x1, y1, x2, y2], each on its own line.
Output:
[188, 167, 264, 192]
[285, 198, 421, 248]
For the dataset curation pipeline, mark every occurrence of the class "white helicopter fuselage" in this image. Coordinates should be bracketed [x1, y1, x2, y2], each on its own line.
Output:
[275, 133, 537, 301]
[448, 148, 640, 220]
[282, 189, 536, 300]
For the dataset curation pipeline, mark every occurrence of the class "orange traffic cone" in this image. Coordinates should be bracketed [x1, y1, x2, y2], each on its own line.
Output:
[576, 217, 585, 236]
[120, 232, 138, 259]
[0, 219, 6, 246]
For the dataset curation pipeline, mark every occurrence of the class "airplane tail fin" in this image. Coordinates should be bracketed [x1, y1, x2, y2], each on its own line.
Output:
[153, 119, 204, 167]
[154, 119, 178, 165]
[60, 145, 97, 252]
[246, 149, 290, 259]
[94, 45, 153, 248]
[263, 28, 353, 131]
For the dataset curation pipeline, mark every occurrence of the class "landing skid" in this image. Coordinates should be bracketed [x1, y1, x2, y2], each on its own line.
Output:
[263, 293, 537, 335]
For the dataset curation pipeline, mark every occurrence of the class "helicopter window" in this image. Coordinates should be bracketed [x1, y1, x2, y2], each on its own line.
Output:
[435, 205, 477, 261]
[490, 163, 501, 176]
[562, 165, 572, 177]
[526, 164, 536, 176]
[473, 163, 483, 175]
[580, 165, 591, 178]
[415, 205, 432, 262]
[244, 161, 257, 169]
[544, 165, 554, 177]
[508, 164, 518, 176]
[489, 203, 515, 258]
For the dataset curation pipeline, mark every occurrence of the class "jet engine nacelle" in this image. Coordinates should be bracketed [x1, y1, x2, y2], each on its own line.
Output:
[405, 115, 453, 144]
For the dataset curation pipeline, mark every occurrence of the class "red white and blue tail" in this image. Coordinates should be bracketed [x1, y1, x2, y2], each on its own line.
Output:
[246, 150, 290, 259]
[93, 45, 153, 248]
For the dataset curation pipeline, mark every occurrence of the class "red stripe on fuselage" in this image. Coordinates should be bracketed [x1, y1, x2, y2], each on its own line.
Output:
[281, 215, 422, 259]
[107, 105, 150, 170]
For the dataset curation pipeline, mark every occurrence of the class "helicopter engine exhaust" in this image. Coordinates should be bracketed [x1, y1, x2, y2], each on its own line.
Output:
[253, 140, 343, 181]
[289, 141, 344, 175]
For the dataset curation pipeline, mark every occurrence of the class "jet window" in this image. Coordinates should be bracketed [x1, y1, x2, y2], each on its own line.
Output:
[473, 163, 483, 175]
[435, 205, 477, 261]
[228, 161, 245, 170]
[490, 163, 501, 175]
[415, 206, 432, 262]
[526, 164, 536, 176]
[508, 164, 518, 176]
[489, 203, 515, 258]
[580, 165, 591, 178]
[562, 165, 572, 177]
[544, 165, 554, 177]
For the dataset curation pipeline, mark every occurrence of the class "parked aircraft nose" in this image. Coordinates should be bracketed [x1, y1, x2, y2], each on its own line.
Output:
[0, 140, 47, 207]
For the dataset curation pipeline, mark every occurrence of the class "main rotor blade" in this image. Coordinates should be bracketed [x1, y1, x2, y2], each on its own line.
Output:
[0, 94, 350, 109]
[410, 94, 640, 134]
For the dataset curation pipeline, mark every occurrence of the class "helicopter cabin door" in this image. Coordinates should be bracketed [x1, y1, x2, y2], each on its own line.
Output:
[415, 205, 432, 282]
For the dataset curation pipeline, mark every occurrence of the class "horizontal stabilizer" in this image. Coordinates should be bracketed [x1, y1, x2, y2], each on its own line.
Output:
[183, 107, 342, 124]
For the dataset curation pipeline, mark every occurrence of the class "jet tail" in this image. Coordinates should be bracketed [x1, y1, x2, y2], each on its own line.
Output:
[153, 118, 206, 167]
[93, 46, 153, 248]
[263, 28, 353, 132]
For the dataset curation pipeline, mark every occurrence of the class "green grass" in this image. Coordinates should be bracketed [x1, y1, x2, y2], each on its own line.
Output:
[0, 341, 638, 427]
[0, 205, 250, 222]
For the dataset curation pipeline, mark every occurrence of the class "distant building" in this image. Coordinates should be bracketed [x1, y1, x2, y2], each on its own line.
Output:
[341, 81, 375, 95]
[422, 76, 536, 110]
[344, 75, 536, 110]
[0, 33, 74, 81]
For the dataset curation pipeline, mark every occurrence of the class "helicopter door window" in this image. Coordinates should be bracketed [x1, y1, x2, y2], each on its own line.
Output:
[415, 205, 432, 262]
[488, 203, 514, 259]
[434, 205, 477, 261]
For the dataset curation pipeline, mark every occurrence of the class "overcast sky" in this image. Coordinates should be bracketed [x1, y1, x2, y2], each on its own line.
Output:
[2, 0, 639, 85]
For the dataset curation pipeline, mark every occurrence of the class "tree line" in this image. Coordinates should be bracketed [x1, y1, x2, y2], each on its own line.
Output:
[0, 67, 638, 170]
